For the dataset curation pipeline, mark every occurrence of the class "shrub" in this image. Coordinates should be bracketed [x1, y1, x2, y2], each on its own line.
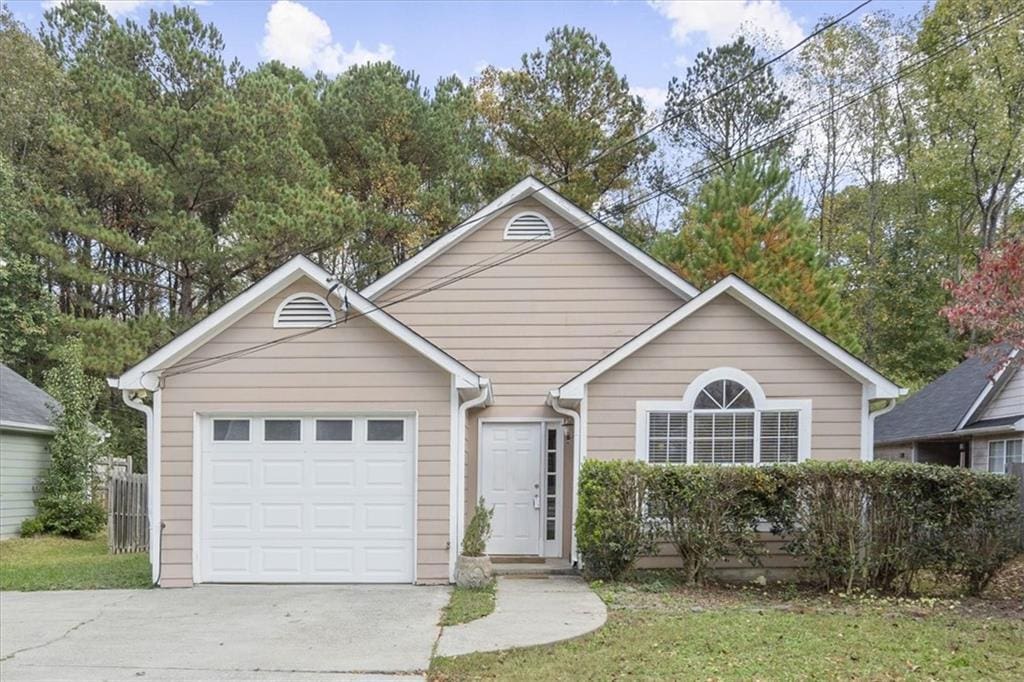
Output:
[647, 465, 777, 585]
[35, 339, 107, 539]
[576, 460, 656, 579]
[461, 497, 493, 557]
[767, 461, 1021, 595]
[19, 516, 45, 537]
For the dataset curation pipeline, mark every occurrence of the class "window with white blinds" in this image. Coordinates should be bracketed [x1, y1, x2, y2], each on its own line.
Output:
[988, 439, 1023, 475]
[648, 412, 687, 464]
[760, 411, 800, 463]
[640, 372, 809, 466]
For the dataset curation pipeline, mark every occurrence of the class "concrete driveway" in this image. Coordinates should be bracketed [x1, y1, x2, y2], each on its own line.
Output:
[0, 585, 449, 680]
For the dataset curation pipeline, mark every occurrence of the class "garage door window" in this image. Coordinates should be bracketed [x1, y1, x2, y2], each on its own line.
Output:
[213, 419, 250, 442]
[367, 419, 404, 442]
[264, 419, 301, 442]
[316, 419, 353, 442]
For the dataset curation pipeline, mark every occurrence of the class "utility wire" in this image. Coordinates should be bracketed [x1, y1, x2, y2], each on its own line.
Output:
[159, 3, 1020, 379]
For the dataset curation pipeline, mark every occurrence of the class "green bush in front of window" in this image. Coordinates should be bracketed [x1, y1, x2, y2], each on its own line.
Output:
[576, 459, 1021, 594]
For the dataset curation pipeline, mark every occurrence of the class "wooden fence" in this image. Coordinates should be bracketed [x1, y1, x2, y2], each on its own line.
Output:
[107, 472, 148, 554]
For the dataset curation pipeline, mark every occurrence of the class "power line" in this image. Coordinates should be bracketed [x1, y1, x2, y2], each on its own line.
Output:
[159, 3, 1021, 379]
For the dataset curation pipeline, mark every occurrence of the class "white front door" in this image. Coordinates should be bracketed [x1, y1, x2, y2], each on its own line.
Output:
[479, 422, 542, 555]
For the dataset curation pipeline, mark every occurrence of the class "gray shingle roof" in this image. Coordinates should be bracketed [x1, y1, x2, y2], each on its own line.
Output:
[874, 354, 1002, 444]
[0, 364, 59, 429]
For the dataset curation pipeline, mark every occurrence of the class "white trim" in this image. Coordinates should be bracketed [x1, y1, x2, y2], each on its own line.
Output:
[454, 381, 491, 577]
[634, 370, 812, 465]
[558, 276, 904, 401]
[448, 376, 459, 581]
[547, 393, 581, 564]
[956, 349, 1021, 430]
[119, 390, 159, 584]
[112, 255, 485, 392]
[191, 411, 201, 585]
[503, 211, 554, 241]
[0, 420, 55, 434]
[273, 292, 337, 328]
[542, 422, 563, 558]
[360, 177, 699, 301]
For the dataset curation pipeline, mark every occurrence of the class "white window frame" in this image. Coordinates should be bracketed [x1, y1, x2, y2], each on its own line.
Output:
[503, 211, 554, 241]
[634, 368, 812, 465]
[273, 292, 337, 329]
[988, 438, 1023, 475]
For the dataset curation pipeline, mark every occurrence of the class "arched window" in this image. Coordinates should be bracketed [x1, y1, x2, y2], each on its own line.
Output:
[638, 368, 810, 466]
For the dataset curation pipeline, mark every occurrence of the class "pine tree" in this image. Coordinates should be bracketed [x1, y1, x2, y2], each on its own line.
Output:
[653, 155, 859, 351]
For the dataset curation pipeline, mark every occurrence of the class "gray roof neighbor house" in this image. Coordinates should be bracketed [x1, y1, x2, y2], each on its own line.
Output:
[874, 348, 1023, 471]
[0, 364, 59, 538]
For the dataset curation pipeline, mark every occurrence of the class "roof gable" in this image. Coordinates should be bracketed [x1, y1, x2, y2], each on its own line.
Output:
[556, 275, 903, 401]
[360, 176, 700, 301]
[112, 256, 485, 391]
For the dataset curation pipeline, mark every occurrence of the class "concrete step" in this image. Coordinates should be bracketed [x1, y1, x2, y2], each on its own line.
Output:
[491, 558, 577, 576]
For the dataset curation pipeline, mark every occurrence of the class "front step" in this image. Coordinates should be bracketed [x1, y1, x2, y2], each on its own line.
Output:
[491, 558, 577, 577]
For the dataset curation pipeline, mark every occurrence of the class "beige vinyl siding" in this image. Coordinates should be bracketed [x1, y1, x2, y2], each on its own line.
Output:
[380, 198, 685, 411]
[980, 368, 1024, 421]
[587, 294, 865, 462]
[380, 200, 686, 556]
[158, 278, 452, 587]
[0, 430, 51, 538]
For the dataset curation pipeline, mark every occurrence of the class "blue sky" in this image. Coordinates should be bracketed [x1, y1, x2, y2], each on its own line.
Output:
[11, 1, 927, 109]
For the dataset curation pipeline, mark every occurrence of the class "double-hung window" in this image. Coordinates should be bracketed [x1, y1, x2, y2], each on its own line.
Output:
[988, 439, 1023, 475]
[640, 370, 809, 466]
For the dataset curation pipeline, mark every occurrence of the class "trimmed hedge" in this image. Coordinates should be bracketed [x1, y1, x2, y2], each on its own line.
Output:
[576, 459, 1021, 594]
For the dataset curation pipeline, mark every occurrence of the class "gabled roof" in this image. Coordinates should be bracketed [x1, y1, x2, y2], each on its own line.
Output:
[555, 275, 903, 401]
[875, 348, 1020, 444]
[1, 364, 58, 433]
[111, 256, 486, 391]
[360, 176, 700, 301]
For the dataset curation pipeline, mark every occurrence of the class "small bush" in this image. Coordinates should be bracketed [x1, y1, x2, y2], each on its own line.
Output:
[576, 460, 656, 580]
[648, 465, 777, 585]
[461, 497, 493, 557]
[19, 517, 46, 537]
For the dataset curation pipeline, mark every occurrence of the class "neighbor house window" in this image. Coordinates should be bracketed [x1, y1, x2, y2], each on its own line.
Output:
[988, 439, 1023, 475]
[638, 369, 810, 466]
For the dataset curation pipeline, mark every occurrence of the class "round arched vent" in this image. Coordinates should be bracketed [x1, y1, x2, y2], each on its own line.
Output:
[274, 293, 336, 328]
[504, 212, 553, 240]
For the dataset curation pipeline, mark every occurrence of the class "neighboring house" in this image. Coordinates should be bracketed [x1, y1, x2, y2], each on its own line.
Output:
[875, 348, 1023, 472]
[109, 177, 903, 587]
[0, 364, 58, 539]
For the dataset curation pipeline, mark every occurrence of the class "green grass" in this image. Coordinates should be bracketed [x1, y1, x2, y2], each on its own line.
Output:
[440, 582, 496, 626]
[0, 534, 151, 591]
[430, 582, 1024, 681]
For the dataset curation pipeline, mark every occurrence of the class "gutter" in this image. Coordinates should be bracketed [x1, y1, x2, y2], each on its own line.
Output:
[454, 379, 492, 569]
[0, 420, 56, 435]
[547, 390, 581, 566]
[876, 417, 1024, 446]
[115, 383, 160, 585]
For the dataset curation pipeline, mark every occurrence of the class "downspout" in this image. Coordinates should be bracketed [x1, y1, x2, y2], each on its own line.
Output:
[547, 391, 581, 566]
[118, 387, 160, 585]
[866, 397, 898, 462]
[455, 379, 491, 566]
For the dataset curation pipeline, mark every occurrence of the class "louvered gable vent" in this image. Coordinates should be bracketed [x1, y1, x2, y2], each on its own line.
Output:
[504, 212, 553, 240]
[274, 293, 336, 328]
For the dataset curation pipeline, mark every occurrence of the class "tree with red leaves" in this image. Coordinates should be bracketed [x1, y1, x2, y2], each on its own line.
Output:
[943, 239, 1024, 370]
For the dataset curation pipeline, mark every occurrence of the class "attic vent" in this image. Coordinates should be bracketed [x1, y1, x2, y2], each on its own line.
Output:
[274, 293, 336, 328]
[504, 212, 553, 241]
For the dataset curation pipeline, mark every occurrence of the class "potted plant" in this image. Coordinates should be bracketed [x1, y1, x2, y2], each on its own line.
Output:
[455, 497, 494, 588]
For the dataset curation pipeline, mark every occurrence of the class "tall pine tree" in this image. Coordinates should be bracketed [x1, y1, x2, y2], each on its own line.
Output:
[653, 155, 858, 351]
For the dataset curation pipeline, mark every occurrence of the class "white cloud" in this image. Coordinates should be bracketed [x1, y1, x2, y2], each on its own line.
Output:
[649, 0, 804, 46]
[261, 0, 394, 76]
[42, 1, 207, 17]
[631, 86, 668, 113]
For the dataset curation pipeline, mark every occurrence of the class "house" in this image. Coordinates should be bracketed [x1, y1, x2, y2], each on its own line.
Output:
[0, 364, 58, 539]
[875, 348, 1023, 472]
[109, 177, 903, 587]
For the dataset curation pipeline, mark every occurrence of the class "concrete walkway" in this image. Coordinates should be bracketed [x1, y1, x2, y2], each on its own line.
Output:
[435, 575, 606, 657]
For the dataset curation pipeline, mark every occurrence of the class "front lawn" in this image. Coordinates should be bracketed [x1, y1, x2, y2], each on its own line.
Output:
[0, 534, 151, 591]
[440, 582, 496, 626]
[430, 572, 1024, 681]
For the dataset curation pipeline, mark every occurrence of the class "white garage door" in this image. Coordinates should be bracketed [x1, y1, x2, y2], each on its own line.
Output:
[198, 415, 415, 583]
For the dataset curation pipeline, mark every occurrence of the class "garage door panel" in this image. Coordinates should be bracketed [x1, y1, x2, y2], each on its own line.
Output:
[200, 415, 416, 583]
